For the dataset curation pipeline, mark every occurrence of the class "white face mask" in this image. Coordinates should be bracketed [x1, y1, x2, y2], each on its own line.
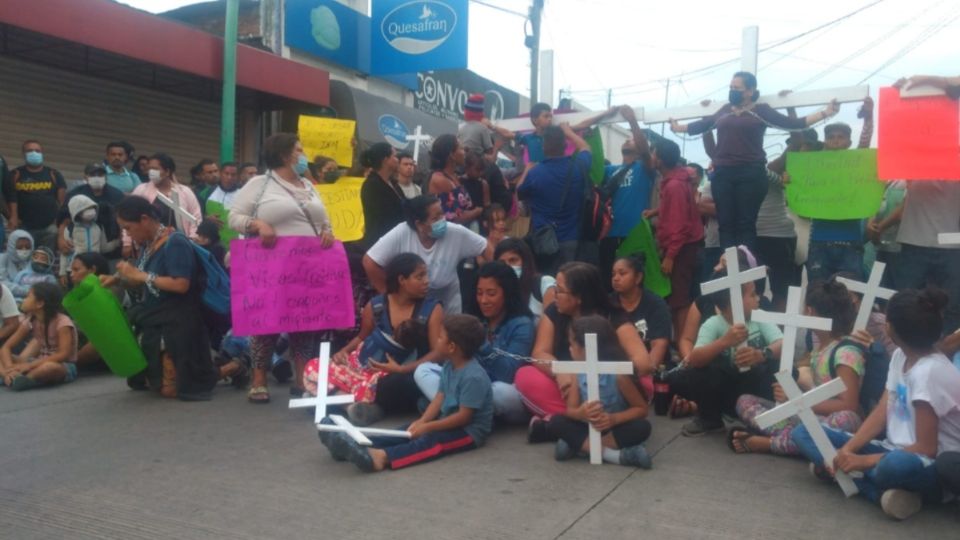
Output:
[148, 169, 163, 184]
[15, 249, 31, 260]
[88, 176, 106, 189]
[80, 208, 97, 221]
[511, 265, 523, 279]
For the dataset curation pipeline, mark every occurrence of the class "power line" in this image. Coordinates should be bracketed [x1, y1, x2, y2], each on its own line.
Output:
[856, 6, 960, 83]
[469, 0, 527, 18]
[757, 0, 888, 52]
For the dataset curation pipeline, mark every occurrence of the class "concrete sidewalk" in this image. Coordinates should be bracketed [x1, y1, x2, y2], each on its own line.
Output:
[1, 374, 956, 539]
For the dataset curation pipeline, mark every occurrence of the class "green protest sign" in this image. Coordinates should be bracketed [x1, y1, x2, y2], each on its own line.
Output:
[785, 148, 885, 219]
[206, 199, 240, 248]
[616, 218, 671, 298]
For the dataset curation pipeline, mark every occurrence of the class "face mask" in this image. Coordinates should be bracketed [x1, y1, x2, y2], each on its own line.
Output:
[15, 249, 31, 260]
[511, 265, 523, 279]
[88, 176, 106, 189]
[148, 169, 163, 184]
[25, 151, 43, 166]
[294, 154, 309, 175]
[31, 262, 51, 274]
[429, 219, 448, 239]
[80, 208, 97, 221]
[728, 89, 744, 106]
[222, 182, 239, 193]
[323, 170, 341, 182]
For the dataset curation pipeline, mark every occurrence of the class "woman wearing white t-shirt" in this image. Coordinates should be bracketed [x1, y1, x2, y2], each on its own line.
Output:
[230, 133, 335, 403]
[363, 195, 490, 314]
[792, 288, 960, 520]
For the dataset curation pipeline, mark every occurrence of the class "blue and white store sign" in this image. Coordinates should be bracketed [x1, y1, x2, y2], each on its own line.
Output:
[371, 0, 469, 75]
[378, 114, 411, 149]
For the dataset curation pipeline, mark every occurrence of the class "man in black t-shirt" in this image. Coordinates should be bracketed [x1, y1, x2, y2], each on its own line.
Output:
[8, 140, 66, 252]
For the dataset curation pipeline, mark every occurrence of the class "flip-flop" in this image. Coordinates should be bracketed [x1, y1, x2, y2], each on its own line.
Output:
[726, 428, 754, 454]
[669, 396, 697, 419]
[247, 385, 270, 403]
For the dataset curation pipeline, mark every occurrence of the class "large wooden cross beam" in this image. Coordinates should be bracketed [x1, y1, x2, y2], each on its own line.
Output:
[494, 85, 870, 132]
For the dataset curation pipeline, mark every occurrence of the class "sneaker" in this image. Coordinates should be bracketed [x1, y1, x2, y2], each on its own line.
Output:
[619, 444, 653, 469]
[527, 417, 550, 444]
[881, 489, 922, 520]
[681, 416, 725, 437]
[554, 439, 577, 461]
[347, 402, 384, 427]
[340, 434, 375, 472]
[809, 462, 833, 482]
[10, 375, 38, 392]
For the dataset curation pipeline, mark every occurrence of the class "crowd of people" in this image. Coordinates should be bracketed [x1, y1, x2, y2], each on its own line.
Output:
[1, 72, 959, 521]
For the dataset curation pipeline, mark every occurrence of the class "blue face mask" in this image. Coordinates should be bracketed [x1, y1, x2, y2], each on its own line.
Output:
[25, 151, 43, 166]
[430, 219, 448, 239]
[294, 154, 309, 175]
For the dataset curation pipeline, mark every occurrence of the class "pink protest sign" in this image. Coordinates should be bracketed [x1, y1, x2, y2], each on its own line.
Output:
[230, 237, 355, 336]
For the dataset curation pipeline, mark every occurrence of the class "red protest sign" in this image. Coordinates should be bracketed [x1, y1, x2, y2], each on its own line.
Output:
[878, 86, 960, 181]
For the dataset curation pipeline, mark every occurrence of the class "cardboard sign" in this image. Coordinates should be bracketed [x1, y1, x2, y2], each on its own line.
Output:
[785, 149, 885, 219]
[230, 238, 355, 336]
[878, 86, 960, 180]
[299, 116, 356, 167]
[314, 177, 365, 242]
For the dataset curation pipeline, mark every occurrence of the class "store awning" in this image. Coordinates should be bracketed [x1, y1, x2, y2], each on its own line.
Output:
[330, 80, 456, 157]
[0, 0, 329, 108]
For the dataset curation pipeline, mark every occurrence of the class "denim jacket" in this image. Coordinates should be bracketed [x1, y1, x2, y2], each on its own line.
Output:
[477, 315, 534, 384]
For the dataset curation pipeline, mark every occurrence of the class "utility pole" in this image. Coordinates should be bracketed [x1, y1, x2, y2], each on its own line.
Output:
[220, 0, 239, 162]
[526, 0, 544, 105]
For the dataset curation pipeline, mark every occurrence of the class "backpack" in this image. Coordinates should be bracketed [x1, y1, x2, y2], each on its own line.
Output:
[175, 233, 231, 315]
[578, 159, 612, 242]
[828, 338, 891, 415]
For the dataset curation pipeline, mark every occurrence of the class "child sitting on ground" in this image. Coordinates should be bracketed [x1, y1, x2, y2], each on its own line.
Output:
[673, 270, 783, 437]
[730, 280, 865, 455]
[322, 314, 493, 472]
[0, 283, 78, 391]
[10, 247, 57, 302]
[791, 288, 960, 520]
[546, 315, 653, 468]
[304, 318, 425, 403]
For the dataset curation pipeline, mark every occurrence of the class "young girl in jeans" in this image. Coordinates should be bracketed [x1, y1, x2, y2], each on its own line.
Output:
[544, 315, 653, 468]
[0, 282, 78, 391]
[792, 288, 960, 520]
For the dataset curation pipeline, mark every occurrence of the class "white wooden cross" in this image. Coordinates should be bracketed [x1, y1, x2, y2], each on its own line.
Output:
[493, 86, 870, 132]
[552, 333, 634, 465]
[939, 233, 960, 245]
[752, 286, 833, 375]
[289, 342, 411, 445]
[289, 342, 354, 423]
[406, 125, 432, 163]
[156, 192, 199, 225]
[700, 246, 768, 371]
[756, 372, 859, 497]
[836, 262, 895, 332]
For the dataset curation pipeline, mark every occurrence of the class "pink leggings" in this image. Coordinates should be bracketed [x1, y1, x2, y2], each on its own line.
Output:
[514, 365, 655, 419]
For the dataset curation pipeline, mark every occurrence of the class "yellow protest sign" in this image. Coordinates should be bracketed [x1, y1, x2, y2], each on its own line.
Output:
[315, 177, 365, 242]
[298, 116, 356, 167]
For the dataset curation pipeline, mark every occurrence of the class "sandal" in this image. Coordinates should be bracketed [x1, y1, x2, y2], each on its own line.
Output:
[668, 396, 698, 419]
[247, 385, 270, 404]
[726, 428, 754, 454]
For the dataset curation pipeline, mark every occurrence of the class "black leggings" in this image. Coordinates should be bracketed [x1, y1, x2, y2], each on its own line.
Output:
[671, 363, 775, 423]
[547, 415, 652, 451]
[374, 372, 422, 414]
[936, 451, 960, 496]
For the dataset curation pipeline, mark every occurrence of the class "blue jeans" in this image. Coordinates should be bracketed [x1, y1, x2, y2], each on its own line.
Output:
[806, 241, 863, 284]
[711, 163, 768, 250]
[414, 363, 529, 424]
[895, 244, 960, 333]
[792, 424, 941, 503]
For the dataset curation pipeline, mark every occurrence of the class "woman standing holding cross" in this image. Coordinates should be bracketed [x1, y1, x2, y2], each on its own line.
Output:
[670, 72, 838, 251]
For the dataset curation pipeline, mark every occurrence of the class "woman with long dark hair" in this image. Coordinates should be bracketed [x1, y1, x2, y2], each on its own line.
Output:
[428, 134, 482, 227]
[359, 143, 403, 248]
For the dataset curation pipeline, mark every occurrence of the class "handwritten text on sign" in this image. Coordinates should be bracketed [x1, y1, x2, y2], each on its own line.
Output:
[878, 86, 960, 181]
[786, 148, 885, 220]
[314, 177, 365, 242]
[230, 237, 355, 336]
[299, 116, 357, 168]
